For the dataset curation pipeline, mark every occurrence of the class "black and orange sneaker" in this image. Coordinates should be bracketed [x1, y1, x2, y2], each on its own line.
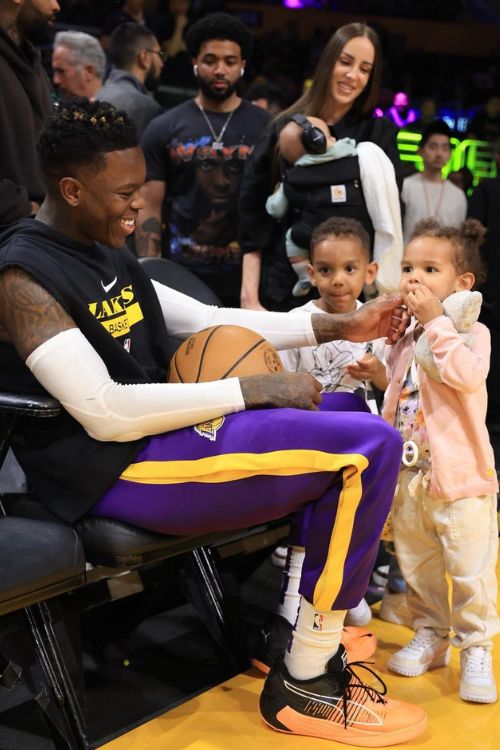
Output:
[252, 614, 292, 675]
[259, 644, 427, 747]
[252, 614, 377, 675]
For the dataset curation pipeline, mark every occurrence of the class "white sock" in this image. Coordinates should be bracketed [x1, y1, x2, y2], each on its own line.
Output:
[292, 260, 310, 284]
[277, 546, 305, 626]
[284, 598, 347, 680]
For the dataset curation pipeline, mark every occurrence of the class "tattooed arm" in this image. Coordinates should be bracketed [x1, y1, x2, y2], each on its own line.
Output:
[135, 180, 165, 258]
[312, 294, 410, 345]
[0, 267, 76, 359]
[0, 267, 322, 440]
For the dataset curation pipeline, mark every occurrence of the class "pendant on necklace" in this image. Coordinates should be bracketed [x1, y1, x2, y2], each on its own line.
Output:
[402, 440, 419, 468]
[212, 141, 224, 151]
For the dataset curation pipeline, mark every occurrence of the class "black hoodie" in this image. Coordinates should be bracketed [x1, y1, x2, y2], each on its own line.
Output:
[0, 27, 52, 225]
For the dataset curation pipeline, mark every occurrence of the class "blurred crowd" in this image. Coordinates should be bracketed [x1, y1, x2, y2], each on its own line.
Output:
[49, 0, 500, 142]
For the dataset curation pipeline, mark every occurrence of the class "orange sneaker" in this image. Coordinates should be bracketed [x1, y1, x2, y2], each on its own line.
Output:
[252, 615, 377, 675]
[342, 625, 377, 663]
[260, 644, 427, 747]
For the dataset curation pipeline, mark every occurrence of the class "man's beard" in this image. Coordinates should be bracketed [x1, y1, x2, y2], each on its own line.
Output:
[197, 76, 238, 102]
[144, 68, 161, 93]
[24, 23, 55, 45]
[19, 1, 57, 45]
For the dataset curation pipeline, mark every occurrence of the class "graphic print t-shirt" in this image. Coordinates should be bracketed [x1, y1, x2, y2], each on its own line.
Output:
[141, 99, 270, 273]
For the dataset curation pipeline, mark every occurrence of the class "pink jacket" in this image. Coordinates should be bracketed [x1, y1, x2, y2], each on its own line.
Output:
[383, 315, 498, 501]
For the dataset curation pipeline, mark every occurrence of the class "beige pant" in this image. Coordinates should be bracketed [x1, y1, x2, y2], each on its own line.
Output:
[392, 467, 500, 649]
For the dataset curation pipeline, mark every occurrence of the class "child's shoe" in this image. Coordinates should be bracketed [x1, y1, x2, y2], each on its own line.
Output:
[270, 544, 288, 568]
[345, 597, 372, 626]
[378, 590, 413, 629]
[292, 279, 312, 297]
[260, 644, 428, 746]
[388, 627, 450, 677]
[460, 646, 497, 703]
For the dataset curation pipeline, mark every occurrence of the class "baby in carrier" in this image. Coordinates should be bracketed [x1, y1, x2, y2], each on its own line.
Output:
[267, 114, 402, 296]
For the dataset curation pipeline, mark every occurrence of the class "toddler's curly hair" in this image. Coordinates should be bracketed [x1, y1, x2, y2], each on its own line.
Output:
[410, 218, 487, 288]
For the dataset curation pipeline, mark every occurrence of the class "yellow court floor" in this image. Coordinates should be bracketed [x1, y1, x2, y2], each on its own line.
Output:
[103, 595, 500, 750]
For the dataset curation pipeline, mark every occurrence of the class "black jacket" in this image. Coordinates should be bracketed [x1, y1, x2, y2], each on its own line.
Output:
[0, 28, 52, 225]
[238, 113, 403, 309]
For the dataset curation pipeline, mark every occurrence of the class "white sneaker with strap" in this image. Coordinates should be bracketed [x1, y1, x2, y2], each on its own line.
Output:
[388, 627, 450, 677]
[460, 646, 497, 703]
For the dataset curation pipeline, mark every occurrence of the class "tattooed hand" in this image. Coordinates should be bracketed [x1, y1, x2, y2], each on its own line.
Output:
[313, 294, 410, 345]
[239, 372, 323, 411]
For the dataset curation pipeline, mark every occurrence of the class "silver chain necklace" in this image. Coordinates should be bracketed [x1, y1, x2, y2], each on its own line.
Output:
[195, 101, 237, 150]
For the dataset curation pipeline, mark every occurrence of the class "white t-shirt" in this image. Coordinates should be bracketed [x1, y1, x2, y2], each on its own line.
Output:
[279, 299, 386, 414]
[402, 172, 467, 245]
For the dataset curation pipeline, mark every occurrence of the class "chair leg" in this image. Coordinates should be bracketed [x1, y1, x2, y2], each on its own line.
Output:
[178, 547, 250, 672]
[0, 603, 89, 750]
[33, 600, 89, 749]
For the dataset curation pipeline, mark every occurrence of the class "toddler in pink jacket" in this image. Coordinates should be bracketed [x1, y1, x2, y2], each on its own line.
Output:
[383, 218, 499, 704]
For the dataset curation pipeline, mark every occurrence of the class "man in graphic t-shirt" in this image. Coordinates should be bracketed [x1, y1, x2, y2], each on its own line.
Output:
[136, 12, 270, 306]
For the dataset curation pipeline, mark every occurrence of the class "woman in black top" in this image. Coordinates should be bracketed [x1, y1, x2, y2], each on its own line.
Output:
[239, 22, 403, 311]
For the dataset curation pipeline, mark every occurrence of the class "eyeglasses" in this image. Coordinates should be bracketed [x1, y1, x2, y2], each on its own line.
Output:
[145, 48, 167, 62]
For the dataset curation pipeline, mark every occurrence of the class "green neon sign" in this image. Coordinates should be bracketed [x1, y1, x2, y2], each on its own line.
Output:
[397, 131, 497, 186]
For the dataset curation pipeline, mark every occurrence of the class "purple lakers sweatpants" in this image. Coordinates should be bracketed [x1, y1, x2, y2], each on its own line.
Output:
[92, 393, 402, 611]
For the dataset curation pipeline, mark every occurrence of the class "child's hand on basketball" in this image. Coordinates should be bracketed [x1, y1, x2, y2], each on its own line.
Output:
[240, 373, 323, 411]
[344, 354, 388, 390]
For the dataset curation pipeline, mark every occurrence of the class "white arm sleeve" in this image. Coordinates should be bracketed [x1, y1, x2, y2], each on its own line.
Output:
[26, 328, 245, 442]
[151, 280, 318, 350]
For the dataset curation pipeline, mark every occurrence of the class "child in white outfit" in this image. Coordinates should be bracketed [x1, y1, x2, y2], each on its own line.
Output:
[279, 216, 387, 628]
[384, 218, 499, 704]
[252, 218, 389, 675]
[281, 216, 387, 410]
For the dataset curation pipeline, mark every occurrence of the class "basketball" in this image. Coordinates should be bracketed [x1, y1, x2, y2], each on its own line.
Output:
[168, 325, 284, 383]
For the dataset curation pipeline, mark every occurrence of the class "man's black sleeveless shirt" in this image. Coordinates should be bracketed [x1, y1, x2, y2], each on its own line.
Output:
[0, 218, 171, 522]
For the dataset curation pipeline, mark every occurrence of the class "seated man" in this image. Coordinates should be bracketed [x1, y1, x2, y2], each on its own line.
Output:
[0, 99, 426, 748]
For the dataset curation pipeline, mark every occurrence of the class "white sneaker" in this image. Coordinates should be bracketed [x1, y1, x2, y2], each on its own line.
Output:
[388, 627, 450, 677]
[345, 597, 372, 627]
[371, 564, 389, 588]
[379, 590, 413, 628]
[292, 279, 311, 297]
[270, 545, 288, 569]
[460, 646, 497, 703]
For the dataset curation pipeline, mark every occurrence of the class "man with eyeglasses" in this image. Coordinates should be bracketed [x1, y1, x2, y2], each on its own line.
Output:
[96, 22, 164, 138]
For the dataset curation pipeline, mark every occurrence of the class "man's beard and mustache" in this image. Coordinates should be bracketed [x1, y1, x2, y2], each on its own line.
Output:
[197, 75, 238, 102]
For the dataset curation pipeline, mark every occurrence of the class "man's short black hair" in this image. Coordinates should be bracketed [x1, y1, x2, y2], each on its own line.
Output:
[420, 119, 452, 148]
[244, 81, 287, 108]
[38, 98, 137, 181]
[185, 12, 253, 59]
[109, 22, 157, 70]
